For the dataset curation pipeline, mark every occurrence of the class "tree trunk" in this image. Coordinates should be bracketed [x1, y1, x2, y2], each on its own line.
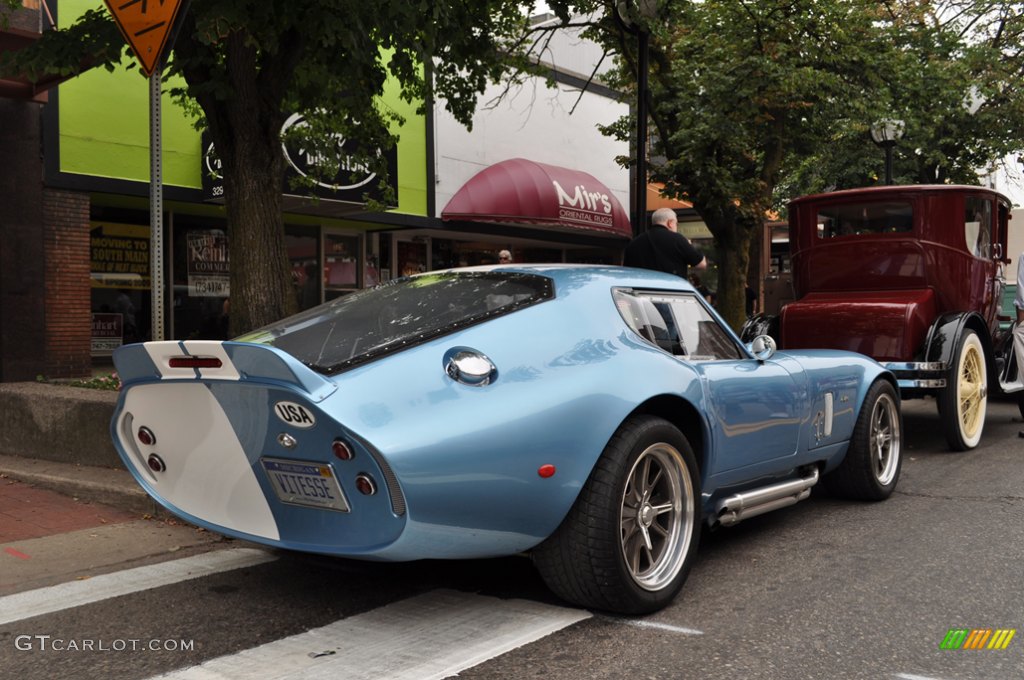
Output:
[220, 133, 298, 336]
[177, 26, 300, 338]
[702, 214, 755, 333]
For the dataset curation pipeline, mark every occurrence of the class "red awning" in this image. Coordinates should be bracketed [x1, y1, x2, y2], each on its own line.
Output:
[441, 158, 632, 239]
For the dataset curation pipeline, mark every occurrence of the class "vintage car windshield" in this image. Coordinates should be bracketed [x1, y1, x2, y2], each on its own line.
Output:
[614, 289, 744, 361]
[237, 271, 554, 374]
[816, 201, 913, 238]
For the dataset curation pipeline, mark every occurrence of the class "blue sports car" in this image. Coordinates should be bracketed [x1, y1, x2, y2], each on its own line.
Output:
[110, 265, 901, 614]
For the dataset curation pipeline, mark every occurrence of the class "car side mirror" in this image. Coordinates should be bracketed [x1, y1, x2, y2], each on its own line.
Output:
[749, 334, 777, 361]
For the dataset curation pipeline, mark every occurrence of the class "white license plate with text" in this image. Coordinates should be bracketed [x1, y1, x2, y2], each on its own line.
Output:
[261, 458, 350, 512]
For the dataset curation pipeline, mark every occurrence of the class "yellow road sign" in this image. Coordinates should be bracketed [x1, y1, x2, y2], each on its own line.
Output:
[103, 0, 187, 77]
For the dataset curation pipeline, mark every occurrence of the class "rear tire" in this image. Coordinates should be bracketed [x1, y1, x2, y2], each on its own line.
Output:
[824, 380, 902, 500]
[533, 416, 700, 615]
[938, 329, 986, 451]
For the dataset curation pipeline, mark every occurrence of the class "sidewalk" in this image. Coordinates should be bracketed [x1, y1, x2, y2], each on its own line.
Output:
[0, 476, 137, 544]
[0, 453, 156, 516]
[0, 459, 227, 596]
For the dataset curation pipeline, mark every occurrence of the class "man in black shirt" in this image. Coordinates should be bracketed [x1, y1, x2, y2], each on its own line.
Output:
[623, 207, 707, 278]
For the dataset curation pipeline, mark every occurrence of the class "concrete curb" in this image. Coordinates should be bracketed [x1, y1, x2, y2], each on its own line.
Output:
[0, 453, 160, 516]
[0, 382, 122, 468]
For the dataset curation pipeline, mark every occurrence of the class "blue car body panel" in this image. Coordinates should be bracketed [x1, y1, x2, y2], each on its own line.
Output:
[110, 265, 895, 560]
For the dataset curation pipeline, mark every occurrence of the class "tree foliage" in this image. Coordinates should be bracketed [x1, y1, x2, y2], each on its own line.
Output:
[541, 0, 891, 329]
[1, 0, 544, 335]
[540, 0, 1024, 329]
[782, 0, 1024, 197]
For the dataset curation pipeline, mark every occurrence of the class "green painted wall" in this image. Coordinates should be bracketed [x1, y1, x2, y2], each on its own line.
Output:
[57, 0, 428, 217]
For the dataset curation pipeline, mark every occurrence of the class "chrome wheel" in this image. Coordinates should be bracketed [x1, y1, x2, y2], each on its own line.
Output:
[619, 443, 695, 592]
[870, 392, 900, 486]
[533, 416, 701, 614]
[822, 379, 902, 500]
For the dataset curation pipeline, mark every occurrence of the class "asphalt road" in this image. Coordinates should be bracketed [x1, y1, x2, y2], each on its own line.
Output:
[1, 396, 1022, 680]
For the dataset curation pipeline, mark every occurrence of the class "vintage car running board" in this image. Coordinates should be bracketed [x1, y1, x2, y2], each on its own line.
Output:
[881, 361, 948, 390]
[713, 468, 819, 527]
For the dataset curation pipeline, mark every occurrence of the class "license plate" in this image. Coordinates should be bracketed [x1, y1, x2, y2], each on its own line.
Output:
[260, 458, 350, 512]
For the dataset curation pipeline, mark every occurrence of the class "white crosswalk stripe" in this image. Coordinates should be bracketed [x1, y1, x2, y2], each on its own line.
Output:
[148, 589, 591, 680]
[0, 548, 275, 626]
[1, 546, 591, 679]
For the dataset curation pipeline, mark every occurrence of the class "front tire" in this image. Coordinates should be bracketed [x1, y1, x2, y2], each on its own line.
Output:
[939, 329, 986, 451]
[824, 380, 902, 500]
[533, 416, 700, 615]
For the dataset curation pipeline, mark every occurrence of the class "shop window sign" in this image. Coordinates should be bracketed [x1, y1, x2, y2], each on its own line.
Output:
[91, 313, 123, 354]
[90, 222, 150, 290]
[200, 120, 397, 206]
[187, 229, 230, 297]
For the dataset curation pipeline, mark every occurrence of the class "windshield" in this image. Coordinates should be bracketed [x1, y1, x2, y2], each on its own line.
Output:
[236, 271, 554, 374]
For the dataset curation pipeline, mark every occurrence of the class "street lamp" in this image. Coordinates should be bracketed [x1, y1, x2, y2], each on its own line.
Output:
[870, 119, 905, 185]
[616, 0, 658, 234]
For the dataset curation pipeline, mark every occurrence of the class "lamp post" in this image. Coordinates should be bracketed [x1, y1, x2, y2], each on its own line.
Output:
[617, 0, 658, 234]
[870, 119, 905, 185]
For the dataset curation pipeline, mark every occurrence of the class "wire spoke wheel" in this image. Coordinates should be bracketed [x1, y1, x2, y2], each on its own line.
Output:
[940, 329, 987, 451]
[956, 341, 985, 440]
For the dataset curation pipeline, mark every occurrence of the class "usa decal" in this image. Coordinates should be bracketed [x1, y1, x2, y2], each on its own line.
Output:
[274, 401, 316, 428]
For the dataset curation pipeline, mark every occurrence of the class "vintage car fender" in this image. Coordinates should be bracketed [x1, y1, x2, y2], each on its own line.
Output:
[922, 311, 993, 369]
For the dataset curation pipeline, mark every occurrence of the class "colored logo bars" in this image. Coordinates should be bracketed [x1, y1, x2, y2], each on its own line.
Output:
[940, 628, 1016, 650]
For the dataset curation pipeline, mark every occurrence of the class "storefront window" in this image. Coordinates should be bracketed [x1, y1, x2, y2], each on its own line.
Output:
[324, 232, 360, 300]
[433, 238, 577, 270]
[90, 221, 151, 354]
[287, 225, 320, 310]
[172, 225, 230, 341]
[397, 238, 429, 277]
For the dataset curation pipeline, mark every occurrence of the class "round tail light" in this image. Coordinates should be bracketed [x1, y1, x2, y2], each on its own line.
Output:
[355, 474, 376, 496]
[147, 454, 166, 473]
[137, 427, 156, 446]
[332, 439, 354, 461]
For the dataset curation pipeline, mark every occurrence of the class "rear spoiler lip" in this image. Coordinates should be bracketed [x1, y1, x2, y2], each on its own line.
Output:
[112, 340, 338, 403]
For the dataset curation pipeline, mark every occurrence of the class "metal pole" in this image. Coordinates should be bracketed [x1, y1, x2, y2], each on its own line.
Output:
[635, 28, 649, 234]
[884, 145, 894, 185]
[149, 66, 165, 340]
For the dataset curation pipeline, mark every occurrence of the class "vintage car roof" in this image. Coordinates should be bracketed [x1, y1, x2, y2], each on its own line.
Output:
[789, 183, 1012, 207]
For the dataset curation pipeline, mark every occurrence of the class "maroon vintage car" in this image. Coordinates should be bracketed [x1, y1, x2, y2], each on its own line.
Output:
[744, 185, 1017, 451]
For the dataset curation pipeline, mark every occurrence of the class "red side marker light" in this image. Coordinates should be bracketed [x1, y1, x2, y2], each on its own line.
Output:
[168, 356, 223, 369]
[538, 464, 556, 478]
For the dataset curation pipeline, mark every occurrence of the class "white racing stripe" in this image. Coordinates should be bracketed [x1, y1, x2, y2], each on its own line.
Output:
[150, 589, 591, 680]
[0, 548, 275, 626]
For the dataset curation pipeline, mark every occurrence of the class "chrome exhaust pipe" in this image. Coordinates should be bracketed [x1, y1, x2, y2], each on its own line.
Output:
[714, 468, 819, 527]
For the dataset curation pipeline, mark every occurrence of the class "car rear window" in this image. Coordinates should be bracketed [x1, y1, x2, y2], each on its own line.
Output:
[236, 271, 554, 374]
[816, 201, 913, 238]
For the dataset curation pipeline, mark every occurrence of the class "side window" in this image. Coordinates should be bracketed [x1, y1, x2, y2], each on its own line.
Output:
[613, 290, 743, 361]
[965, 197, 993, 258]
